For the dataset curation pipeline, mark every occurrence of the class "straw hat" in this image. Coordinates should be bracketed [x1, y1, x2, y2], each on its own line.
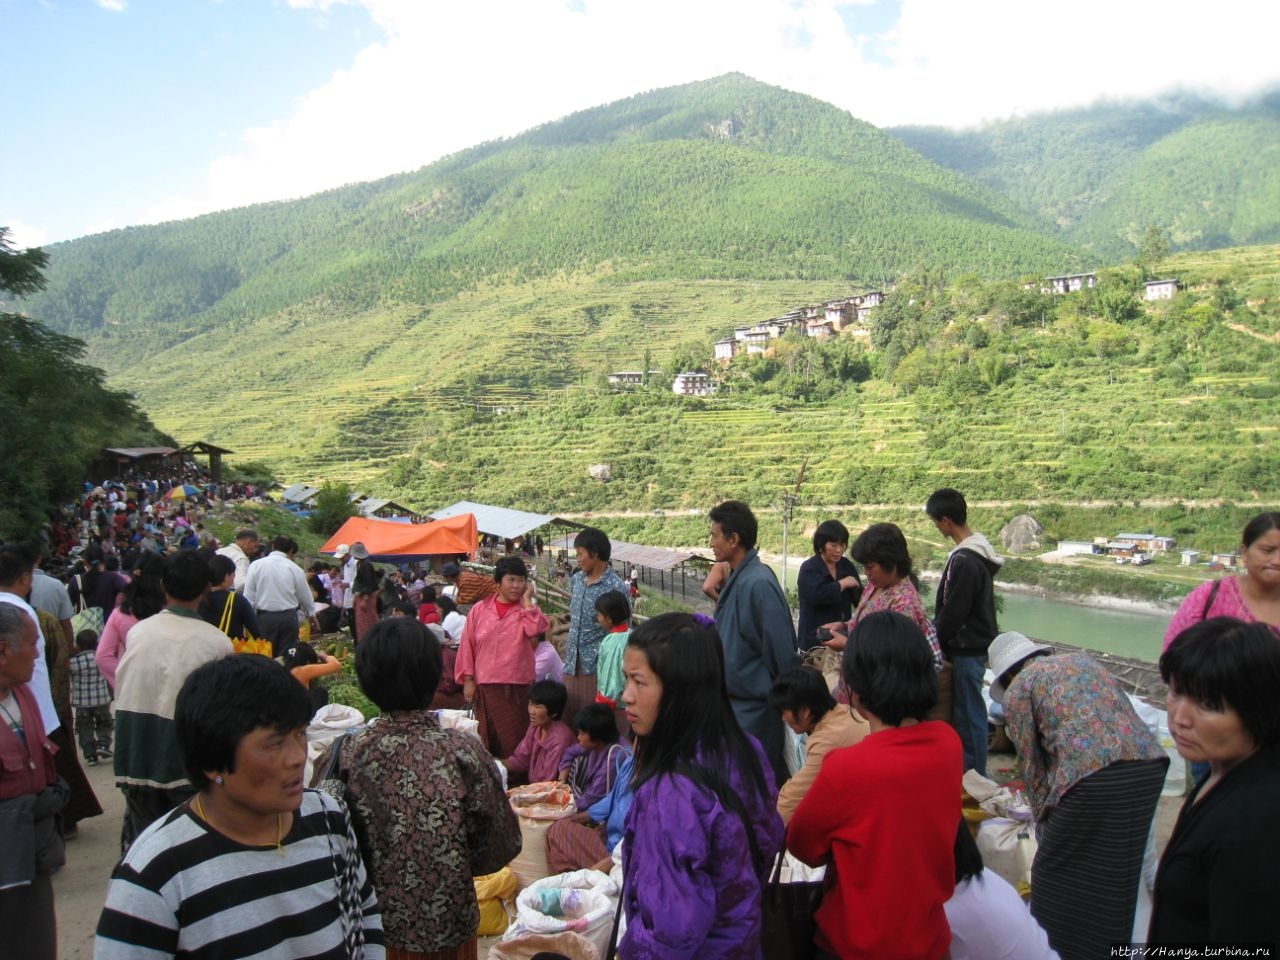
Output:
[987, 631, 1053, 703]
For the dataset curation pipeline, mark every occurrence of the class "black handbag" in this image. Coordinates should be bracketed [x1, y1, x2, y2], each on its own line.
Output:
[760, 853, 824, 960]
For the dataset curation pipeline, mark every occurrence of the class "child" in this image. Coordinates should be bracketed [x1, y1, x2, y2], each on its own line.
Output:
[534, 631, 564, 684]
[594, 590, 631, 706]
[557, 702, 632, 810]
[69, 628, 113, 765]
[438, 594, 466, 645]
[283, 641, 342, 690]
[417, 585, 441, 626]
[503, 679, 575, 786]
[389, 599, 418, 619]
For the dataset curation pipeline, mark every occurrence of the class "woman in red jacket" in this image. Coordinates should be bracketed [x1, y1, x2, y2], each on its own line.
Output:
[788, 611, 962, 960]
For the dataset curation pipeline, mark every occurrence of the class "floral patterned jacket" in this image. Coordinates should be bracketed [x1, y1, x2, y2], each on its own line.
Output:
[324, 710, 522, 953]
[1004, 651, 1164, 819]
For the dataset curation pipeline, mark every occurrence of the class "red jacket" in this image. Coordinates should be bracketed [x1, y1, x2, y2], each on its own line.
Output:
[788, 721, 962, 960]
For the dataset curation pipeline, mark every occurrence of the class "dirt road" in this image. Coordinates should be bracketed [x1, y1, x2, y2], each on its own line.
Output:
[54, 755, 125, 959]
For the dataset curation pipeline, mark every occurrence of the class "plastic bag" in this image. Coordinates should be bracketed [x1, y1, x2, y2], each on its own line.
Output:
[436, 707, 481, 741]
[976, 817, 1037, 896]
[503, 869, 619, 959]
[506, 781, 577, 889]
[475, 867, 519, 936]
[305, 703, 365, 785]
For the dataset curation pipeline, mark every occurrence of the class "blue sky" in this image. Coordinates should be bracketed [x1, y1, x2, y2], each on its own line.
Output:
[4, 0, 1277, 248]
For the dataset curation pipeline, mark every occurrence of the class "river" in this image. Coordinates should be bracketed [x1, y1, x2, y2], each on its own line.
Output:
[997, 589, 1171, 664]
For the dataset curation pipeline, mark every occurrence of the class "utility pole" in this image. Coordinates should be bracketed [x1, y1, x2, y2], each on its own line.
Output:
[779, 458, 807, 591]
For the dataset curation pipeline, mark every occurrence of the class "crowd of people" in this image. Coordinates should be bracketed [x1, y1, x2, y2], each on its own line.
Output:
[0, 474, 1278, 958]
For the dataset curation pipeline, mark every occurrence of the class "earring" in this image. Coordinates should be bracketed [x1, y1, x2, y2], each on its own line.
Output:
[214, 775, 223, 785]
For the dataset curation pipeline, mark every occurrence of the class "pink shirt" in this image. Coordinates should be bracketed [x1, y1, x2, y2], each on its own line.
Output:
[455, 597, 549, 686]
[505, 720, 575, 783]
[96, 607, 139, 688]
[1164, 576, 1280, 650]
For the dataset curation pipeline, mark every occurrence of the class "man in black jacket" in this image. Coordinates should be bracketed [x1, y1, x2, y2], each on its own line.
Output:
[926, 488, 1003, 775]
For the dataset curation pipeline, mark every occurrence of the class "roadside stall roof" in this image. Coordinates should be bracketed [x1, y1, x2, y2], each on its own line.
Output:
[320, 513, 477, 562]
[550, 535, 708, 572]
[429, 500, 557, 541]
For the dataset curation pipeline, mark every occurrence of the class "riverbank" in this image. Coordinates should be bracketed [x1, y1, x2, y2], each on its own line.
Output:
[993, 579, 1173, 618]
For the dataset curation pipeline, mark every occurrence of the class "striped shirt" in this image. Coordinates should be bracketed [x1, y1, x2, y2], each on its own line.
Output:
[96, 789, 386, 959]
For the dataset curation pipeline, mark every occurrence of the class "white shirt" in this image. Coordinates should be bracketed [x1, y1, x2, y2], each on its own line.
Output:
[214, 542, 252, 591]
[243, 552, 315, 617]
[341, 557, 358, 610]
[442, 610, 467, 644]
[0, 593, 60, 734]
[945, 872, 1060, 960]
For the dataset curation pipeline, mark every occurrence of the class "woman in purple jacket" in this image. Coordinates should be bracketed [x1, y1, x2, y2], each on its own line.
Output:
[619, 612, 783, 960]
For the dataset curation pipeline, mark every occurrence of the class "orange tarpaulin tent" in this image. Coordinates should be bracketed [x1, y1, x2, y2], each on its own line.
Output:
[320, 513, 477, 562]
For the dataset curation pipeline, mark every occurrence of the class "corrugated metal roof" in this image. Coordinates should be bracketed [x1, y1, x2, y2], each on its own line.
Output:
[550, 535, 708, 572]
[429, 500, 556, 540]
[103, 447, 178, 458]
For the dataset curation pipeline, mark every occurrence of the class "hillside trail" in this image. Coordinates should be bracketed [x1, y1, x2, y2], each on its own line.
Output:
[560, 497, 1273, 520]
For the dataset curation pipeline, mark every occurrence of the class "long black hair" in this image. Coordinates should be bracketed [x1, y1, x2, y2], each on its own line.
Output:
[627, 613, 771, 820]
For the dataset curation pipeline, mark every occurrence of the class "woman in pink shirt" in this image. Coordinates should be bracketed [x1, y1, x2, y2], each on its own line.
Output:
[95, 552, 164, 687]
[1164, 512, 1280, 651]
[454, 557, 549, 757]
[503, 680, 575, 785]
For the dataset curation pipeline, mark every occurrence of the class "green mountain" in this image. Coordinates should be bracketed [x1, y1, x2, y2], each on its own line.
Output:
[891, 91, 1280, 257]
[28, 73, 1082, 344]
[11, 74, 1278, 510]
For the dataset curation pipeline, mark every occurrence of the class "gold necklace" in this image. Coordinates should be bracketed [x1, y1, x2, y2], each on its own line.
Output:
[193, 794, 285, 855]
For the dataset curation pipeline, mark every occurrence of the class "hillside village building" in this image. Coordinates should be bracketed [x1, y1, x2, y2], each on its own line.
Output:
[1113, 533, 1176, 553]
[606, 371, 661, 386]
[1028, 273, 1099, 294]
[1143, 279, 1181, 301]
[672, 372, 716, 396]
[714, 291, 884, 364]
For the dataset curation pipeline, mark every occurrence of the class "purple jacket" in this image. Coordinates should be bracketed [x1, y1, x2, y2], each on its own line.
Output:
[620, 739, 783, 959]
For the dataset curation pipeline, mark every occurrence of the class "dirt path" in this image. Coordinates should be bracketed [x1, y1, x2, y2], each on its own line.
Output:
[559, 498, 1274, 520]
[55, 754, 124, 959]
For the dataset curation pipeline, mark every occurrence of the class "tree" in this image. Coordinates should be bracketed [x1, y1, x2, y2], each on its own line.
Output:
[1, 227, 168, 538]
[1136, 225, 1170, 278]
[309, 481, 360, 535]
[0, 228, 50, 296]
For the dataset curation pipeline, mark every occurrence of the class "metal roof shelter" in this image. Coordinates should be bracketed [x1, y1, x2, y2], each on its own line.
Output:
[550, 535, 703, 572]
[429, 500, 556, 541]
[178, 441, 233, 483]
[281, 483, 320, 504]
[550, 534, 713, 601]
[91, 446, 181, 481]
[358, 498, 421, 520]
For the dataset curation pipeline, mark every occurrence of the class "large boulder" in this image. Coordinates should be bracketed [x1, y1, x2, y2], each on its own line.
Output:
[588, 463, 612, 482]
[1000, 514, 1044, 553]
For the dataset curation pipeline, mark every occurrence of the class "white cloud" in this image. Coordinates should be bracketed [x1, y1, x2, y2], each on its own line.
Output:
[142, 0, 1280, 226]
[3, 219, 49, 251]
[95, 0, 128, 12]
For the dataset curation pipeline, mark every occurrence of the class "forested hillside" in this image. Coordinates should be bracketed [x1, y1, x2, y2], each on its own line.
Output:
[24, 73, 1080, 350]
[891, 90, 1280, 256]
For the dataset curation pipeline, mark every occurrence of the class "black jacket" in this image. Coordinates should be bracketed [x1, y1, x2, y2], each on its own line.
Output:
[934, 542, 1000, 656]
